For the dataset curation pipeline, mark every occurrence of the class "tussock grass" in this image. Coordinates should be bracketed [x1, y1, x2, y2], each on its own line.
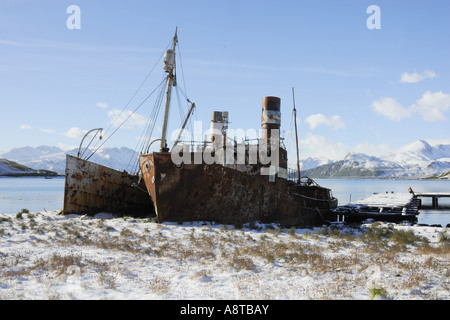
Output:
[369, 285, 389, 300]
[1, 212, 449, 300]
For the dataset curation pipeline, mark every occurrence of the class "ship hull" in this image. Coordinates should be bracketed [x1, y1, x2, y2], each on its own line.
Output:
[139, 152, 336, 226]
[64, 154, 154, 216]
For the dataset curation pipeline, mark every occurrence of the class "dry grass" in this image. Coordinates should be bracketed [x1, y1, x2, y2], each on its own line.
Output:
[1, 212, 449, 299]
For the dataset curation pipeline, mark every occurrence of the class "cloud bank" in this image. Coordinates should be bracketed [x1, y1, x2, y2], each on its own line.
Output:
[400, 70, 437, 83]
[372, 91, 450, 122]
[304, 114, 345, 130]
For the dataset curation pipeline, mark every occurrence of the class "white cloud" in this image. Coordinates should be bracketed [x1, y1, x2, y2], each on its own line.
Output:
[304, 114, 345, 130]
[400, 70, 437, 83]
[410, 90, 450, 122]
[372, 97, 411, 121]
[372, 91, 450, 122]
[64, 127, 87, 139]
[96, 102, 108, 109]
[40, 128, 56, 134]
[57, 143, 78, 151]
[19, 124, 32, 130]
[108, 108, 150, 129]
[354, 141, 393, 157]
[299, 133, 348, 160]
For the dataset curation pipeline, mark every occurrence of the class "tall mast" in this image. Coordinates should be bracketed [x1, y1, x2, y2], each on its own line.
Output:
[160, 27, 178, 152]
[292, 87, 301, 184]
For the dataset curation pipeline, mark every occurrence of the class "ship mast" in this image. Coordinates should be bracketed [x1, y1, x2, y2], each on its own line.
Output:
[160, 28, 178, 152]
[292, 87, 301, 184]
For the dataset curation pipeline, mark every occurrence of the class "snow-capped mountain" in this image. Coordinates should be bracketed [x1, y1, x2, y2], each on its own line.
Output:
[385, 140, 450, 177]
[302, 140, 450, 179]
[299, 156, 334, 171]
[0, 146, 140, 175]
[391, 140, 450, 165]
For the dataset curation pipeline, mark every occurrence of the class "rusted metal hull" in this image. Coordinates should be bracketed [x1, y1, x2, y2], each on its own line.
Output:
[139, 152, 337, 226]
[64, 154, 154, 216]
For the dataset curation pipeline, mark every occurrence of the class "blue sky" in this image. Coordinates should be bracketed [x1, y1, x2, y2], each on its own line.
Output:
[1, 0, 449, 165]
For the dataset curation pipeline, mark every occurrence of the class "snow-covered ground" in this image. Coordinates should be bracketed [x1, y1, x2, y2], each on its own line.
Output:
[0, 210, 448, 300]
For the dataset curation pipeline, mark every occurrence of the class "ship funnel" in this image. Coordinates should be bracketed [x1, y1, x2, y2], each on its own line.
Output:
[210, 111, 229, 145]
[261, 96, 281, 143]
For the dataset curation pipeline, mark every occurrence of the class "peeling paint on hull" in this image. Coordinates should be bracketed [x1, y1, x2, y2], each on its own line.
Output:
[139, 152, 337, 226]
[63, 155, 154, 216]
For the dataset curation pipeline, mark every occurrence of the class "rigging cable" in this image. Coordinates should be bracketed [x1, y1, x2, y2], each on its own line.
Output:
[174, 41, 195, 146]
[126, 74, 167, 173]
[85, 39, 172, 160]
[79, 130, 102, 159]
[85, 76, 168, 162]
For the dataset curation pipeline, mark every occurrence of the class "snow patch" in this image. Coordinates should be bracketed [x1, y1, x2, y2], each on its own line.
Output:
[0, 210, 448, 300]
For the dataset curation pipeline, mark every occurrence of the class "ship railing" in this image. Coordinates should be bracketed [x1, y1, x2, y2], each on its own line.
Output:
[291, 192, 334, 209]
[172, 137, 286, 154]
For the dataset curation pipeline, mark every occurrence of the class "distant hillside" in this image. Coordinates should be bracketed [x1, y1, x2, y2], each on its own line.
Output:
[299, 156, 335, 171]
[0, 158, 59, 177]
[303, 140, 450, 179]
[425, 170, 450, 180]
[302, 159, 384, 178]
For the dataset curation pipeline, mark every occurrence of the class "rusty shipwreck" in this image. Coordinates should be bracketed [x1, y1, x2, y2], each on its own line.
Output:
[64, 28, 338, 226]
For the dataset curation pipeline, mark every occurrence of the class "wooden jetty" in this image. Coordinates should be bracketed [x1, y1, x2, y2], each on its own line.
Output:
[332, 191, 420, 223]
[409, 188, 450, 209]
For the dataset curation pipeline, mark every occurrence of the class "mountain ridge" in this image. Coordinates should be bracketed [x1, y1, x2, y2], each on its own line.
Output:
[303, 140, 450, 179]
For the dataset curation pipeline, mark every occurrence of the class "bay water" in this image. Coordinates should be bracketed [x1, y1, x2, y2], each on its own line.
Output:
[0, 177, 65, 215]
[0, 177, 449, 226]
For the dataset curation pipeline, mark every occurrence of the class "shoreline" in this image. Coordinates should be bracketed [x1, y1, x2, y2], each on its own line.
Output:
[0, 173, 63, 178]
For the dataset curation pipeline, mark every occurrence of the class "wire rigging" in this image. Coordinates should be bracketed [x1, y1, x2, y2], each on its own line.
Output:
[126, 74, 167, 173]
[85, 76, 168, 161]
[79, 130, 102, 159]
[173, 40, 195, 146]
[83, 31, 195, 174]
[85, 39, 173, 159]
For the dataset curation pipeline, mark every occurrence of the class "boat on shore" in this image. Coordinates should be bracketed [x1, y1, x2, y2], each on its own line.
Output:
[63, 154, 153, 217]
[64, 28, 338, 226]
[138, 98, 338, 225]
[138, 29, 337, 226]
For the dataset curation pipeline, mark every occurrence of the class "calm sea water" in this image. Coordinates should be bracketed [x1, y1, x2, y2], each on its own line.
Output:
[0, 177, 449, 226]
[0, 177, 65, 215]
